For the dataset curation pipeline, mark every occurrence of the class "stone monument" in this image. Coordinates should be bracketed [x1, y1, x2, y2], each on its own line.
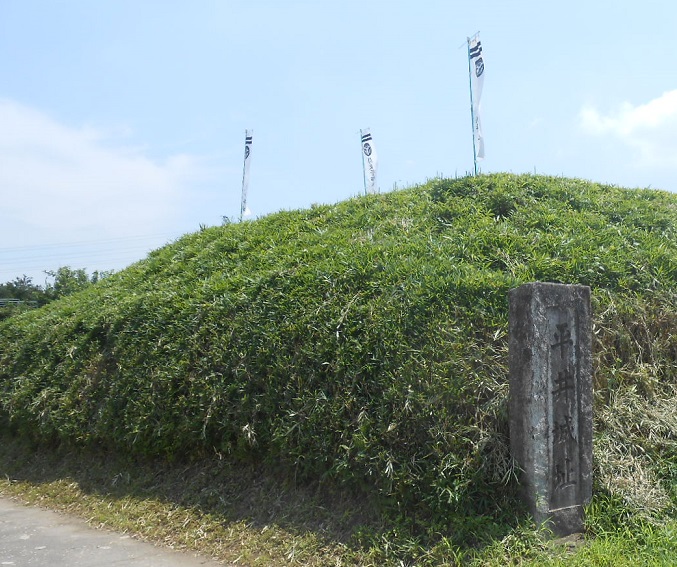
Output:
[508, 282, 592, 536]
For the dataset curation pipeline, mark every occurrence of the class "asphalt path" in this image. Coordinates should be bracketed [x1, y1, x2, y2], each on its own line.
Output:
[0, 497, 225, 566]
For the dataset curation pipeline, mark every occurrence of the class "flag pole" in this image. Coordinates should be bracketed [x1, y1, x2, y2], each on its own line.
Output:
[467, 35, 478, 176]
[359, 129, 368, 195]
[240, 130, 251, 222]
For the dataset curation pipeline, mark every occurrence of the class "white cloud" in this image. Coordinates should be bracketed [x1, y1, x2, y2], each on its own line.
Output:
[0, 99, 218, 281]
[0, 99, 213, 236]
[579, 90, 677, 167]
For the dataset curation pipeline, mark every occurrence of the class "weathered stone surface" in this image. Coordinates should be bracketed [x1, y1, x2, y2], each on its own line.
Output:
[508, 282, 592, 536]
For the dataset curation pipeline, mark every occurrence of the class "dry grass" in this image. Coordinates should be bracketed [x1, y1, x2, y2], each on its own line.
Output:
[0, 434, 385, 566]
[594, 384, 677, 518]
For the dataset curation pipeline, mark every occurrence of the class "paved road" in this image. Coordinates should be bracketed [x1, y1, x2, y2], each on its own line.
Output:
[0, 498, 225, 566]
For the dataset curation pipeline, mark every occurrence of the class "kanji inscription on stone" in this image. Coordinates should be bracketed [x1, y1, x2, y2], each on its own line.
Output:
[548, 315, 579, 510]
[508, 283, 592, 536]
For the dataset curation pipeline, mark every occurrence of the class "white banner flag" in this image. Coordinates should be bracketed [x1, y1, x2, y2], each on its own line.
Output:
[240, 130, 253, 220]
[360, 128, 378, 194]
[468, 35, 485, 159]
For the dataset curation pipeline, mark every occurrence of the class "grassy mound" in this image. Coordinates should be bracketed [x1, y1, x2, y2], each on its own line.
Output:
[2, 173, 677, 560]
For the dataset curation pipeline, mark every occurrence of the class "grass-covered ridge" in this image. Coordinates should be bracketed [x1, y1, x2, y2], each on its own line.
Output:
[2, 173, 677, 563]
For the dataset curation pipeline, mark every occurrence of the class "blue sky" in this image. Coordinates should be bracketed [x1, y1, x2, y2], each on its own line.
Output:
[2, 0, 676, 284]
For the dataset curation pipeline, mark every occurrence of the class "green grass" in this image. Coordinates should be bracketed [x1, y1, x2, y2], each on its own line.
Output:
[2, 172, 677, 564]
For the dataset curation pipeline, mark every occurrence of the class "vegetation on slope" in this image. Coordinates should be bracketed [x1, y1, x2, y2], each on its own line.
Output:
[1, 173, 677, 563]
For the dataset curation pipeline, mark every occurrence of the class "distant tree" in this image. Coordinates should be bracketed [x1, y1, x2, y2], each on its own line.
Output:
[0, 268, 114, 319]
[0, 275, 48, 321]
[44, 266, 113, 300]
[44, 267, 90, 299]
[89, 270, 114, 284]
[0, 275, 47, 303]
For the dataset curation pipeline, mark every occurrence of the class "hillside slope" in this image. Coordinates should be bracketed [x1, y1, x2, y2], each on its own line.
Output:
[2, 173, 677, 549]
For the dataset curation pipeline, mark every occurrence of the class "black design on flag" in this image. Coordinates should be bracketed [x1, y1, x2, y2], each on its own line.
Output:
[244, 135, 252, 159]
[360, 129, 378, 194]
[361, 132, 373, 157]
[475, 57, 484, 78]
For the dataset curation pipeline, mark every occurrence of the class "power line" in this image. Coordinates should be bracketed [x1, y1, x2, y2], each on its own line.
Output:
[0, 232, 183, 282]
[0, 232, 176, 254]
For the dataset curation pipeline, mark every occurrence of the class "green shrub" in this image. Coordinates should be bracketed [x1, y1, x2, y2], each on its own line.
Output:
[2, 173, 677, 544]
